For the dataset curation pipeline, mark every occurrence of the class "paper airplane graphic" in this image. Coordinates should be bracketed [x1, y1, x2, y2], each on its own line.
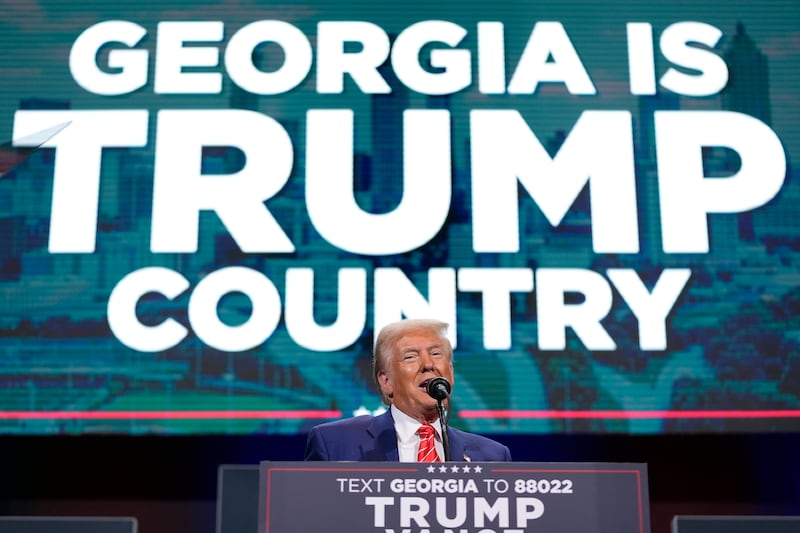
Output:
[0, 122, 70, 178]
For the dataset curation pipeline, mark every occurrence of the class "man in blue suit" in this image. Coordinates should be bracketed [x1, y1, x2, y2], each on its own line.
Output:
[305, 318, 511, 462]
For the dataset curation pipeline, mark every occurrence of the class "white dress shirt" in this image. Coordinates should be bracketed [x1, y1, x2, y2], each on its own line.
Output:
[390, 404, 445, 462]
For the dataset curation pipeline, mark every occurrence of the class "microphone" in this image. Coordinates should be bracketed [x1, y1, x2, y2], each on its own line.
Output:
[426, 377, 452, 461]
[426, 377, 451, 401]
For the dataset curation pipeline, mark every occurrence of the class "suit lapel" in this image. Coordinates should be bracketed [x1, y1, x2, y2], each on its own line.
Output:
[364, 410, 399, 461]
[360, 411, 474, 462]
[446, 427, 469, 462]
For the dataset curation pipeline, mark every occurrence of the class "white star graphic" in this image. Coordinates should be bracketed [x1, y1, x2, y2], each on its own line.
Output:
[427, 465, 436, 473]
[473, 465, 483, 473]
[439, 465, 448, 473]
[451, 465, 460, 473]
[351, 405, 372, 416]
[462, 465, 471, 473]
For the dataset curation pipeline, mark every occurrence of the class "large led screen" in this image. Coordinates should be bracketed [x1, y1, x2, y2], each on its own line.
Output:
[0, 0, 798, 435]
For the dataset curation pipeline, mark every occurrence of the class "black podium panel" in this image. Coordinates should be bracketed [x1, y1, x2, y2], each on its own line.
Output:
[672, 515, 800, 533]
[216, 464, 260, 533]
[0, 516, 137, 533]
[259, 461, 650, 533]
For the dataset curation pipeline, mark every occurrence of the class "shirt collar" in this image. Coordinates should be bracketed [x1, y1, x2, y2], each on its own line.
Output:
[390, 405, 442, 444]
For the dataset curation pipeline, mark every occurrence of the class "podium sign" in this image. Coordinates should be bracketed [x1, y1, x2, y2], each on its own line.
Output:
[258, 461, 650, 533]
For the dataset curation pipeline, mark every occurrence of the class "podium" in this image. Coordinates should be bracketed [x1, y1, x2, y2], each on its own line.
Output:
[256, 461, 651, 533]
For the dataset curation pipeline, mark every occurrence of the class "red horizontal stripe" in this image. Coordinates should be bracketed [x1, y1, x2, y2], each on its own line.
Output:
[0, 410, 342, 420]
[458, 409, 800, 419]
[1, 409, 798, 422]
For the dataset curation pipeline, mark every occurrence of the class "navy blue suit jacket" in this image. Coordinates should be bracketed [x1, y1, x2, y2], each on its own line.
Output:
[305, 409, 511, 462]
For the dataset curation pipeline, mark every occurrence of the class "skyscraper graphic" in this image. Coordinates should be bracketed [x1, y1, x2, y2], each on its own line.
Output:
[637, 93, 680, 266]
[637, 92, 680, 164]
[229, 50, 262, 113]
[227, 51, 262, 175]
[721, 23, 773, 243]
[721, 23, 771, 126]
[371, 42, 409, 213]
[115, 150, 152, 232]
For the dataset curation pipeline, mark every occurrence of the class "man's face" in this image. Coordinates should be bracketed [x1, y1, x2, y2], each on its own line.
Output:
[377, 326, 455, 423]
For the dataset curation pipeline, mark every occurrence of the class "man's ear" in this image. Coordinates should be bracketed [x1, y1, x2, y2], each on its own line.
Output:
[377, 371, 393, 398]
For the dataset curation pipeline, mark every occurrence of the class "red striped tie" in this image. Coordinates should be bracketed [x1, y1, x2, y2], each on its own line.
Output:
[417, 424, 441, 462]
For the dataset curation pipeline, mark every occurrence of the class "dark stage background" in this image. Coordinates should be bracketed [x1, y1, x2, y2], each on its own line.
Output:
[2, 433, 799, 533]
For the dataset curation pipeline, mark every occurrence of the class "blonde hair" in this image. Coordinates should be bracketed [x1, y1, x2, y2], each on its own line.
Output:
[372, 318, 452, 405]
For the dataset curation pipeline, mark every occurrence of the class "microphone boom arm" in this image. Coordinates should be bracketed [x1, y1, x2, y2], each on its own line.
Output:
[426, 377, 452, 462]
[436, 399, 451, 461]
